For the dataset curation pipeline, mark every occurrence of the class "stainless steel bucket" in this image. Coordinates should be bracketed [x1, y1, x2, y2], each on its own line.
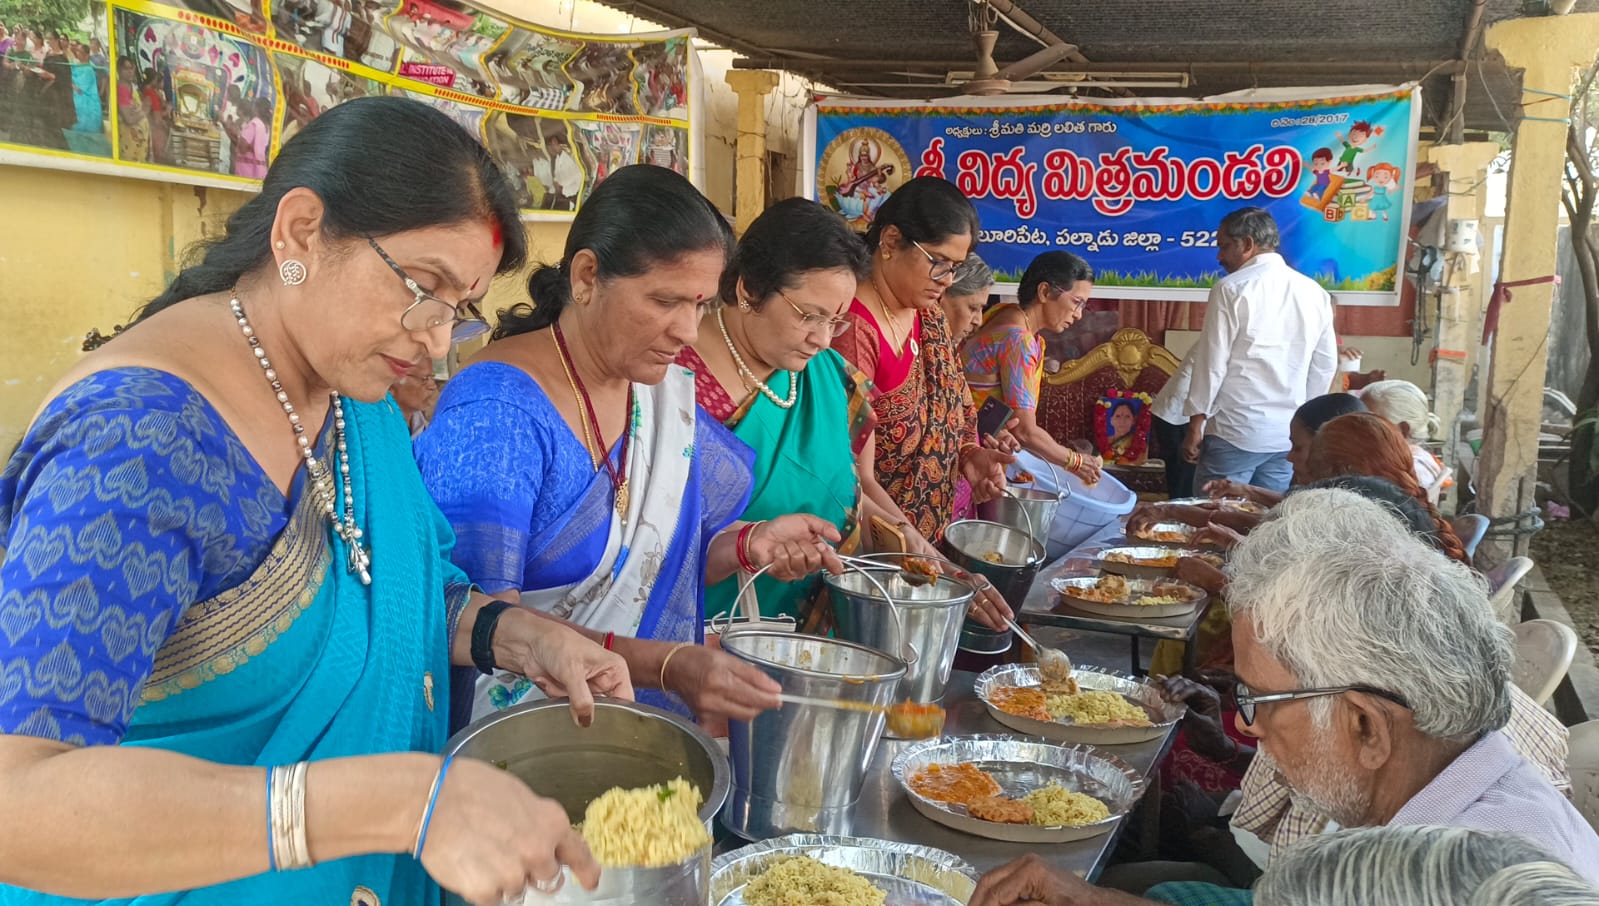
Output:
[942, 519, 1046, 608]
[719, 629, 906, 839]
[977, 459, 1067, 550]
[825, 560, 974, 704]
[442, 697, 727, 905]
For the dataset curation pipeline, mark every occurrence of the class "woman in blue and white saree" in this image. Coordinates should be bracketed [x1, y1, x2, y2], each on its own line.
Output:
[416, 165, 847, 733]
[0, 99, 629, 906]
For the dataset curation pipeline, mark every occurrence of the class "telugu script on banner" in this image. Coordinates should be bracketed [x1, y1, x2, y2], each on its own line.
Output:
[0, 0, 694, 217]
[806, 87, 1419, 304]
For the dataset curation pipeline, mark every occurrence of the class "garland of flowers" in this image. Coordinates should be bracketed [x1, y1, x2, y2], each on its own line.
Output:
[1094, 390, 1154, 465]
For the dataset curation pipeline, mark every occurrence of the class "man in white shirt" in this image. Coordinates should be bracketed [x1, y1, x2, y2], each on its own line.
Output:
[533, 132, 584, 210]
[1181, 207, 1337, 492]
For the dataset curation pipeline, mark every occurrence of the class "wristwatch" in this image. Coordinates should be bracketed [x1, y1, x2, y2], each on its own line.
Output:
[471, 600, 513, 675]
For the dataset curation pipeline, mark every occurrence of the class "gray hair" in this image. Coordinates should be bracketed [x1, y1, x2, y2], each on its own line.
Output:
[1220, 206, 1281, 251]
[1360, 379, 1443, 441]
[947, 253, 994, 298]
[1256, 825, 1598, 906]
[1226, 488, 1511, 739]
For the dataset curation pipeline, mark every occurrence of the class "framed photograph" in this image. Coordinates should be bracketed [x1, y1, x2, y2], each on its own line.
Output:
[1094, 391, 1153, 465]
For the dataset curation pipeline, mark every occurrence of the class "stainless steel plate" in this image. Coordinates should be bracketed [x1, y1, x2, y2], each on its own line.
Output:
[710, 834, 977, 905]
[1050, 575, 1207, 619]
[973, 664, 1186, 745]
[890, 734, 1144, 843]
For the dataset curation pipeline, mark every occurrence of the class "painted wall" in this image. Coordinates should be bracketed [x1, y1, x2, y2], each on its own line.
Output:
[0, 0, 815, 445]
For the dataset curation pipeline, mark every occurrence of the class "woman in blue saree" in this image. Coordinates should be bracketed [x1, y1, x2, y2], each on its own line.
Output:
[0, 98, 628, 906]
[416, 166, 845, 732]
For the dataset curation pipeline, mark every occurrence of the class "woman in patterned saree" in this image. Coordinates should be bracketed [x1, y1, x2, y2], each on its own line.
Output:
[961, 251, 1104, 484]
[0, 98, 631, 906]
[834, 176, 1013, 542]
[416, 166, 842, 732]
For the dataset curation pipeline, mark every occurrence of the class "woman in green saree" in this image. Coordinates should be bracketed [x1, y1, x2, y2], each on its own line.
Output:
[675, 199, 1011, 630]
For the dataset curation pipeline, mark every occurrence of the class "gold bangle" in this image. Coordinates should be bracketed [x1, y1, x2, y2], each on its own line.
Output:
[659, 642, 693, 691]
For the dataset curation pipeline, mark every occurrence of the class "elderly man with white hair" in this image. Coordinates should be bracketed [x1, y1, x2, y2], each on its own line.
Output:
[969, 488, 1599, 906]
[1254, 825, 1599, 906]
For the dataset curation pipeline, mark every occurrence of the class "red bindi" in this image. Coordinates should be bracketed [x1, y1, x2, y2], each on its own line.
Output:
[490, 221, 503, 249]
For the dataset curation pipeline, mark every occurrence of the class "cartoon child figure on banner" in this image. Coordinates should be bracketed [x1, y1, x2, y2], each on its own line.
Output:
[1304, 147, 1334, 199]
[1366, 162, 1401, 222]
[1334, 120, 1382, 174]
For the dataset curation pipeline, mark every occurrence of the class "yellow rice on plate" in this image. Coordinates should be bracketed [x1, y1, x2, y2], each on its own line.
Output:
[580, 777, 709, 868]
[743, 855, 886, 906]
[1044, 690, 1152, 726]
[1022, 783, 1112, 826]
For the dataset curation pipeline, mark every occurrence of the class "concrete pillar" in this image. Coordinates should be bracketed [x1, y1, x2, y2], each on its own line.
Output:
[725, 69, 781, 234]
[1477, 13, 1599, 558]
[1422, 141, 1500, 513]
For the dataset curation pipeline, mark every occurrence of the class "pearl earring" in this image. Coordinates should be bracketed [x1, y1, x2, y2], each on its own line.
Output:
[737, 296, 752, 313]
[274, 240, 286, 250]
[279, 258, 307, 286]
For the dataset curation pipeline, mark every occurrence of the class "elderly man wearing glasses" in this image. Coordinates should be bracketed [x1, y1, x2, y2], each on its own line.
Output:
[970, 488, 1599, 906]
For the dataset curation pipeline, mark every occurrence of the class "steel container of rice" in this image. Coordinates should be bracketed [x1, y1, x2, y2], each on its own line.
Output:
[442, 697, 727, 905]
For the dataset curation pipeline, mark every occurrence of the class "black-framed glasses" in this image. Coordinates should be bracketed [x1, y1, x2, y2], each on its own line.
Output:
[909, 239, 967, 283]
[777, 292, 851, 338]
[365, 236, 490, 344]
[1234, 680, 1412, 727]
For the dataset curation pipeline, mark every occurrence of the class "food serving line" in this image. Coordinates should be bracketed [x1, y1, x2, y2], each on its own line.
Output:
[443, 473, 1218, 904]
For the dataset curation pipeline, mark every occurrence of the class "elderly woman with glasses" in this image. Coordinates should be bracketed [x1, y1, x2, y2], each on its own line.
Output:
[0, 98, 632, 906]
[674, 199, 1009, 630]
[961, 251, 1103, 485]
[833, 176, 1013, 545]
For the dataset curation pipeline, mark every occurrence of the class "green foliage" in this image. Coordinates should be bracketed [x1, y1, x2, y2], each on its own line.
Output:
[0, 0, 93, 39]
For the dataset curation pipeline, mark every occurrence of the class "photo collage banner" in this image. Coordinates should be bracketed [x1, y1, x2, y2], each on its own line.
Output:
[0, 0, 694, 216]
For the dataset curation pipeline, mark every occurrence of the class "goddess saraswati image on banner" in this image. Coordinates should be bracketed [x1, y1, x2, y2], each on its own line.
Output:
[818, 127, 910, 229]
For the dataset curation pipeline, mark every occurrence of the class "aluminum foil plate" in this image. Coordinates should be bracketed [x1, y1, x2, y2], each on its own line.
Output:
[710, 834, 977, 905]
[974, 664, 1186, 745]
[1050, 575, 1207, 619]
[1123, 522, 1201, 547]
[1093, 546, 1222, 580]
[1162, 496, 1264, 514]
[890, 734, 1144, 843]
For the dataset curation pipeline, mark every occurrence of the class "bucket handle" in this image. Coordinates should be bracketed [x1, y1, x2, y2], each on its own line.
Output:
[832, 559, 920, 668]
[710, 563, 799, 637]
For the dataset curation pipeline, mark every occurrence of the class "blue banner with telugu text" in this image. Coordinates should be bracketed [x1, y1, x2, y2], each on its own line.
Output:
[806, 86, 1418, 304]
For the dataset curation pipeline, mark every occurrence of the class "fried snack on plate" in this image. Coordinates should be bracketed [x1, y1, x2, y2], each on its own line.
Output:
[968, 795, 1035, 824]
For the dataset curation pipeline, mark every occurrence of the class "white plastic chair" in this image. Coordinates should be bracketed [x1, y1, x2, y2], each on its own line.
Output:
[1451, 514, 1489, 561]
[1511, 619, 1579, 705]
[1485, 556, 1534, 624]
[1569, 719, 1599, 832]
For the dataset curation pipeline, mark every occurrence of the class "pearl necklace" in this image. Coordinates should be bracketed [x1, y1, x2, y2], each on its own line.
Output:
[231, 295, 372, 585]
[716, 308, 796, 409]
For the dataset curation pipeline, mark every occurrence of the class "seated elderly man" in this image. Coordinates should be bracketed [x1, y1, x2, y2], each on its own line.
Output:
[969, 489, 1599, 906]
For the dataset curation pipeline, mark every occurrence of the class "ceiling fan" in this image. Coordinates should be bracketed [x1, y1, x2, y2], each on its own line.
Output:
[834, 1, 1078, 97]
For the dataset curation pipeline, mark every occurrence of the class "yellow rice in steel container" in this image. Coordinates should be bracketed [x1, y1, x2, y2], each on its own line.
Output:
[580, 777, 709, 868]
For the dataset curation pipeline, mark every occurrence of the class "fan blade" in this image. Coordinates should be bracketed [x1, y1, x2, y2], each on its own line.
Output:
[992, 42, 1078, 82]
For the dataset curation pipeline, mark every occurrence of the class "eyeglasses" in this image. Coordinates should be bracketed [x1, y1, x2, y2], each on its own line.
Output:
[910, 239, 967, 283]
[1234, 679, 1411, 727]
[777, 292, 852, 338]
[365, 236, 490, 344]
